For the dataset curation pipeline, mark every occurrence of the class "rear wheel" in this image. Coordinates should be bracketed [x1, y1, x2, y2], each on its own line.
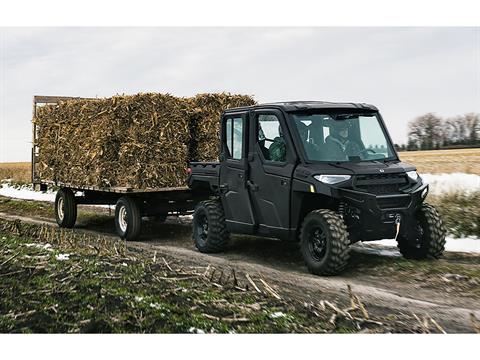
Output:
[397, 203, 446, 259]
[55, 188, 77, 228]
[115, 197, 142, 241]
[300, 209, 350, 276]
[193, 200, 229, 253]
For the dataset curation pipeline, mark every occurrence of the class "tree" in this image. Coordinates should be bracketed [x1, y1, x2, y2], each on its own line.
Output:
[464, 113, 480, 145]
[408, 113, 443, 150]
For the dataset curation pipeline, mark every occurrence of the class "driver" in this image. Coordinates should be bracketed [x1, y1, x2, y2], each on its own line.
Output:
[325, 121, 361, 160]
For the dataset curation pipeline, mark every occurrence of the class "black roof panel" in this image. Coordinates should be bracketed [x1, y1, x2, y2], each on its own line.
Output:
[224, 101, 378, 113]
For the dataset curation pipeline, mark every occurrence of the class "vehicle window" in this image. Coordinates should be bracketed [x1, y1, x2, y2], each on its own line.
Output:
[257, 114, 286, 163]
[291, 112, 396, 162]
[225, 117, 243, 160]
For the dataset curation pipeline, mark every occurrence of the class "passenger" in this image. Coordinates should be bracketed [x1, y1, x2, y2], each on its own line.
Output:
[269, 125, 286, 162]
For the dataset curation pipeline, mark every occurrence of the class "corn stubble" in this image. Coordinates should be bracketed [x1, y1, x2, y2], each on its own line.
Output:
[34, 93, 256, 189]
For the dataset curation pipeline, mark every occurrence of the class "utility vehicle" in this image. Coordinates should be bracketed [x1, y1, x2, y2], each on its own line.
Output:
[34, 97, 446, 275]
[188, 101, 446, 275]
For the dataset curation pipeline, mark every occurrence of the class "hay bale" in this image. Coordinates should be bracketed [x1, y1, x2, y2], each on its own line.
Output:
[34, 92, 256, 190]
[190, 93, 256, 161]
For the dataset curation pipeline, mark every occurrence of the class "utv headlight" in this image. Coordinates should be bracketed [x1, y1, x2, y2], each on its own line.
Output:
[314, 174, 351, 184]
[406, 171, 419, 181]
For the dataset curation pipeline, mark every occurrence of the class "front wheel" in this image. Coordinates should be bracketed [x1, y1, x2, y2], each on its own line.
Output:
[397, 203, 446, 259]
[115, 197, 142, 241]
[55, 188, 77, 228]
[300, 209, 350, 276]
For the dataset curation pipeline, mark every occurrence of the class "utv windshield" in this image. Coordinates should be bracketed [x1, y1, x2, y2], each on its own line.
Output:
[290, 112, 397, 162]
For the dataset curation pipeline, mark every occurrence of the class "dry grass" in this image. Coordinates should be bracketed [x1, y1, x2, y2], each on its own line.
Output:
[398, 148, 480, 175]
[0, 162, 31, 184]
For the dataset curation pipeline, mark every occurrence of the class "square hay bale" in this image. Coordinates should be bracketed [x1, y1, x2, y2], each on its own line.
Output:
[190, 93, 256, 161]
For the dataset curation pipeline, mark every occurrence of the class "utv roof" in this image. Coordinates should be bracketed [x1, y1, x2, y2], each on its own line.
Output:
[225, 101, 378, 113]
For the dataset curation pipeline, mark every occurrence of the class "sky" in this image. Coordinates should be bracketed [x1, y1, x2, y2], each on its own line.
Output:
[0, 27, 479, 162]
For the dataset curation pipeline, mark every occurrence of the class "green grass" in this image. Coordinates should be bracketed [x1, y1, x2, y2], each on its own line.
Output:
[429, 192, 480, 238]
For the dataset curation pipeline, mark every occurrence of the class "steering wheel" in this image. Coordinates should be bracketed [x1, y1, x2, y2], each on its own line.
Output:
[360, 148, 376, 155]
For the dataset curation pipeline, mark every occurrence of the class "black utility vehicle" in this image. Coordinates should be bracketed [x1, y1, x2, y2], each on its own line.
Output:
[189, 101, 446, 275]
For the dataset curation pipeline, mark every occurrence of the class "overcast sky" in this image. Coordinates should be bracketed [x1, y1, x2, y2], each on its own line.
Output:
[0, 27, 479, 162]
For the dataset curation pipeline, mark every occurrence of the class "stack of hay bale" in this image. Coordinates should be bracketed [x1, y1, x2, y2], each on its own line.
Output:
[34, 92, 256, 189]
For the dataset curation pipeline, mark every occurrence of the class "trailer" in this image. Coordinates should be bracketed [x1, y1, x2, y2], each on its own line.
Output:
[32, 96, 210, 241]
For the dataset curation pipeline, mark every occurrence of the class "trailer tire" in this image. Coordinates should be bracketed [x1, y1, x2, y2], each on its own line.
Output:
[193, 200, 229, 253]
[397, 203, 446, 260]
[300, 209, 350, 276]
[55, 188, 77, 228]
[115, 197, 142, 241]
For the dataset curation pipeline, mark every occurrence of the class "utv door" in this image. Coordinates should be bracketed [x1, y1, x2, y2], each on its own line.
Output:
[219, 112, 255, 233]
[247, 110, 296, 239]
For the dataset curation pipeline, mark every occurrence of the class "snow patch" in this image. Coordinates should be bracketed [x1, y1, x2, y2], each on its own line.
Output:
[270, 311, 286, 319]
[366, 236, 480, 254]
[188, 327, 205, 334]
[25, 243, 53, 252]
[0, 183, 56, 202]
[422, 173, 480, 196]
[55, 253, 70, 261]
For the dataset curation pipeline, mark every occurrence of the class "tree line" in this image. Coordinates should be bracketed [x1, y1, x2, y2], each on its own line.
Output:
[395, 113, 480, 151]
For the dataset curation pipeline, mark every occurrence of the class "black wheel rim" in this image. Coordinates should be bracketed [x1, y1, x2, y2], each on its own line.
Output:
[195, 212, 209, 246]
[308, 226, 327, 261]
[410, 221, 424, 249]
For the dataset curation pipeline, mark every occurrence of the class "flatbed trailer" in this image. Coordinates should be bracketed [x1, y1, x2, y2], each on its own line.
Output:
[32, 95, 210, 240]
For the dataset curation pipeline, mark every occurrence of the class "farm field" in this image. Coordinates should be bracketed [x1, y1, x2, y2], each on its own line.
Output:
[398, 148, 480, 175]
[0, 162, 30, 184]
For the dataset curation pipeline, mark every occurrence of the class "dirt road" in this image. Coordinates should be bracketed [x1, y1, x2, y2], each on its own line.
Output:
[1, 207, 479, 333]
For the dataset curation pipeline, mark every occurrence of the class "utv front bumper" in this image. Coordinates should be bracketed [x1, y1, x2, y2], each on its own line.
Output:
[333, 183, 428, 241]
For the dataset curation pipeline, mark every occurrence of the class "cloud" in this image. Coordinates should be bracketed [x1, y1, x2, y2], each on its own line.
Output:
[1, 27, 479, 162]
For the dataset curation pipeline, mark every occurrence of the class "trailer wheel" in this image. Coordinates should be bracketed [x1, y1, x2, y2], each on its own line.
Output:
[300, 209, 350, 276]
[115, 197, 142, 241]
[397, 203, 446, 260]
[193, 200, 229, 253]
[55, 188, 77, 228]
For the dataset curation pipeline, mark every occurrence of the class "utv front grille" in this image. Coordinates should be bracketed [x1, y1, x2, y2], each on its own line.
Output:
[377, 196, 411, 209]
[354, 173, 408, 195]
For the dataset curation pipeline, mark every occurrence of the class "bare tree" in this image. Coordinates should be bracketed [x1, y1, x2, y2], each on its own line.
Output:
[408, 113, 443, 150]
[464, 113, 480, 144]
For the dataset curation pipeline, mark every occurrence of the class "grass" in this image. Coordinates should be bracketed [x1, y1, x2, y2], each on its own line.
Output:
[428, 192, 480, 238]
[398, 148, 480, 175]
[0, 217, 375, 334]
[0, 162, 30, 185]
